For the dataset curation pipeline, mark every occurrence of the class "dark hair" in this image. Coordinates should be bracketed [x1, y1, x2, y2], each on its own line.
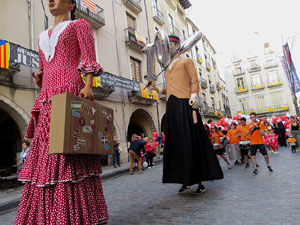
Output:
[240, 117, 246, 121]
[250, 112, 256, 116]
[71, 0, 76, 21]
[23, 141, 30, 147]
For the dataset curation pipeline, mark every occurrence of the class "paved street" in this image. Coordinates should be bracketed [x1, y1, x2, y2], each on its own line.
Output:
[1, 147, 300, 225]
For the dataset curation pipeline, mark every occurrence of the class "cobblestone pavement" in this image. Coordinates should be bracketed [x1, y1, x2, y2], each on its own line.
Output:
[1, 147, 300, 225]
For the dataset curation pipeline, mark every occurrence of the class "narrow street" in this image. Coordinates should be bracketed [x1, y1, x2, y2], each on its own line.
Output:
[1, 148, 300, 225]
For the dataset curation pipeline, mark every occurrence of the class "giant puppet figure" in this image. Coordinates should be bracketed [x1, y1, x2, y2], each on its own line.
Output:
[148, 35, 223, 193]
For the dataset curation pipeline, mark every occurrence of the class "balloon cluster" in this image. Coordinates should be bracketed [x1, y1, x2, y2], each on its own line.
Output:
[152, 132, 160, 147]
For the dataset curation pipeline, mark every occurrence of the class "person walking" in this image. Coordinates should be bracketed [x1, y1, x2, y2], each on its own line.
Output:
[113, 136, 121, 168]
[148, 35, 223, 194]
[287, 135, 297, 153]
[209, 126, 231, 169]
[289, 116, 300, 149]
[15, 1, 108, 224]
[246, 113, 273, 175]
[226, 123, 242, 164]
[236, 117, 251, 168]
[129, 134, 144, 175]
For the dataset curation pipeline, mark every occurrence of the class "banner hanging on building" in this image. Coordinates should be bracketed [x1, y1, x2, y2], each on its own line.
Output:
[282, 43, 300, 93]
[9, 42, 39, 69]
[0, 40, 9, 69]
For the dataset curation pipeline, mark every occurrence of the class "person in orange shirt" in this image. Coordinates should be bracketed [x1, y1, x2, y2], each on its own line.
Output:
[226, 123, 242, 164]
[210, 126, 231, 169]
[287, 135, 297, 153]
[246, 112, 273, 175]
[236, 117, 251, 168]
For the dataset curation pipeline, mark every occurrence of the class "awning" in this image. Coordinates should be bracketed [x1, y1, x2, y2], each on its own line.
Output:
[179, 0, 192, 9]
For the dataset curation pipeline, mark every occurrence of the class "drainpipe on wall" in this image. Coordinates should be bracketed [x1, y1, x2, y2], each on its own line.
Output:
[144, 0, 161, 135]
[112, 0, 129, 154]
[28, 0, 38, 100]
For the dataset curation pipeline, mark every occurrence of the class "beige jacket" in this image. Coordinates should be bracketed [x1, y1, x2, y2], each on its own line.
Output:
[162, 57, 199, 100]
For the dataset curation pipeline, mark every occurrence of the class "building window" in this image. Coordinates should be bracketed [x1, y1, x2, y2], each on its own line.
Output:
[126, 13, 136, 29]
[130, 57, 142, 82]
[254, 95, 265, 112]
[198, 68, 202, 81]
[239, 97, 249, 114]
[202, 93, 206, 105]
[169, 14, 174, 30]
[267, 70, 279, 83]
[153, 0, 158, 8]
[236, 77, 245, 89]
[211, 97, 215, 109]
[195, 46, 200, 58]
[182, 29, 186, 40]
[271, 92, 283, 109]
[251, 73, 262, 86]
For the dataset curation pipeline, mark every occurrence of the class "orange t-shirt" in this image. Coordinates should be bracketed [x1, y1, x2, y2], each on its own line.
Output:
[288, 137, 296, 145]
[210, 131, 225, 148]
[236, 125, 250, 141]
[226, 129, 240, 144]
[246, 121, 265, 145]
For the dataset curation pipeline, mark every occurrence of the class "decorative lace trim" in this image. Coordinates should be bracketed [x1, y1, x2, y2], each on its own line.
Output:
[39, 20, 75, 62]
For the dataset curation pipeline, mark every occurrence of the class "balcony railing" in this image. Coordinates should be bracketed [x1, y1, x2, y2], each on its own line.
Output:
[210, 84, 216, 94]
[0, 63, 20, 79]
[128, 90, 157, 106]
[264, 61, 278, 69]
[124, 27, 146, 52]
[93, 85, 115, 99]
[216, 82, 222, 91]
[248, 105, 289, 115]
[232, 68, 245, 76]
[200, 78, 208, 89]
[235, 87, 249, 94]
[206, 62, 212, 72]
[123, 0, 142, 14]
[169, 26, 180, 37]
[251, 84, 265, 91]
[267, 80, 282, 88]
[202, 106, 222, 119]
[152, 6, 164, 25]
[74, 0, 105, 29]
[248, 63, 261, 72]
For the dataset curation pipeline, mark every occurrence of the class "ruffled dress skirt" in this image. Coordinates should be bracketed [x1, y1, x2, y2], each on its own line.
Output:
[15, 99, 108, 224]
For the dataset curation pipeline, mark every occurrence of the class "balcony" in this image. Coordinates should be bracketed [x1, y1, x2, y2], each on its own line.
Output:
[0, 63, 20, 79]
[251, 84, 265, 91]
[128, 90, 157, 106]
[216, 82, 222, 91]
[169, 26, 180, 37]
[253, 105, 289, 115]
[200, 78, 208, 89]
[152, 6, 164, 25]
[232, 68, 245, 76]
[224, 104, 230, 110]
[267, 80, 282, 88]
[93, 85, 115, 99]
[125, 27, 146, 52]
[206, 62, 212, 72]
[74, 0, 105, 29]
[264, 61, 278, 69]
[210, 84, 216, 94]
[198, 97, 204, 108]
[202, 106, 222, 119]
[235, 87, 249, 94]
[123, 0, 142, 14]
[248, 63, 261, 73]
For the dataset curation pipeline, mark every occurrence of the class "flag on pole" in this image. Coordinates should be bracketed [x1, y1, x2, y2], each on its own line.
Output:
[83, 0, 96, 13]
[0, 40, 9, 69]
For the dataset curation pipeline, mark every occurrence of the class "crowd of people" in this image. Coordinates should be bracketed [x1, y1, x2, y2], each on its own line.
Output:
[204, 112, 300, 175]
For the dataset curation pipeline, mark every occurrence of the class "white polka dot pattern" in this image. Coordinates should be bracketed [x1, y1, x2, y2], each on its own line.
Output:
[15, 19, 108, 225]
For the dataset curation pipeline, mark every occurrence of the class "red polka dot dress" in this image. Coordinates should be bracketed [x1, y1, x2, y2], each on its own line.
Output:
[15, 19, 109, 225]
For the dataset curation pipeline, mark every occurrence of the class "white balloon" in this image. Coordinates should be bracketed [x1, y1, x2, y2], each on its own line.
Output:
[143, 162, 148, 168]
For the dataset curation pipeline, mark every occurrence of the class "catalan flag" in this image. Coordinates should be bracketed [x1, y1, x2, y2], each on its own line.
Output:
[0, 40, 9, 69]
[83, 0, 96, 13]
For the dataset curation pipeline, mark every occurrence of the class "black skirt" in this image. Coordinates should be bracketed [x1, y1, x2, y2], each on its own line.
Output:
[163, 95, 224, 186]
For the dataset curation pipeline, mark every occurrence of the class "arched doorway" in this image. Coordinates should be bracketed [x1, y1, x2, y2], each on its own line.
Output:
[127, 109, 157, 141]
[0, 108, 21, 170]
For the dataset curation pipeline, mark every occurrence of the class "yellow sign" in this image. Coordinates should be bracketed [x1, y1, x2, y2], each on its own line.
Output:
[140, 84, 158, 101]
[81, 75, 102, 88]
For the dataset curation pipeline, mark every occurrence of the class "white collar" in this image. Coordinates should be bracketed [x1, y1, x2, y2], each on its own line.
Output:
[168, 55, 182, 71]
[39, 20, 74, 62]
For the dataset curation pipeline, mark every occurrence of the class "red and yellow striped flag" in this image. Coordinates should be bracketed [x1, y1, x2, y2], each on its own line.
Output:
[83, 0, 96, 13]
[0, 40, 9, 69]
